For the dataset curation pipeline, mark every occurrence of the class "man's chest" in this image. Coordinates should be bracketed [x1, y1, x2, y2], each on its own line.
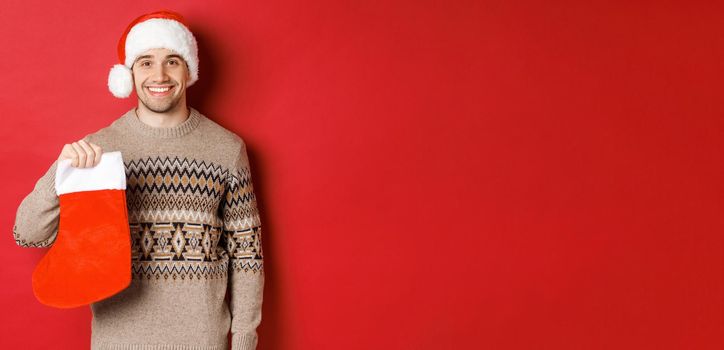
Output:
[123, 155, 229, 217]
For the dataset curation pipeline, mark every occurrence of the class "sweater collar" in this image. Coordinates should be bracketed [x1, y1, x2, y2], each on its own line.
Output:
[124, 106, 202, 138]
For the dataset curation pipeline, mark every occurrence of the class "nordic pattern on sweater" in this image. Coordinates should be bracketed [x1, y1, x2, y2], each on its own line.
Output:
[124, 155, 263, 281]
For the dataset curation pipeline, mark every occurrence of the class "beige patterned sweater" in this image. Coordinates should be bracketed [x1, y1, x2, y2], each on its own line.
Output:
[13, 106, 264, 350]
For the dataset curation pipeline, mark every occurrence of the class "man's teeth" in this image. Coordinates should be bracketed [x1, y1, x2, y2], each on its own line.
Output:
[148, 87, 171, 92]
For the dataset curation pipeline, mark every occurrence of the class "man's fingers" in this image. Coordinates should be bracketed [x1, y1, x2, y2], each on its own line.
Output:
[70, 142, 86, 168]
[89, 142, 103, 165]
[63, 144, 80, 167]
[63, 140, 102, 168]
[77, 140, 96, 167]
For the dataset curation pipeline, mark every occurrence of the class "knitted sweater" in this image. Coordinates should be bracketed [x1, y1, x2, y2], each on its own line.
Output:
[13, 106, 264, 350]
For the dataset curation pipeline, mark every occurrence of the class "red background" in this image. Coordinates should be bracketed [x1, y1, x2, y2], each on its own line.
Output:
[1, 0, 722, 349]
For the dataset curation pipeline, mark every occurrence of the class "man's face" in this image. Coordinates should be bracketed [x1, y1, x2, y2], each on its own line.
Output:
[132, 47, 190, 113]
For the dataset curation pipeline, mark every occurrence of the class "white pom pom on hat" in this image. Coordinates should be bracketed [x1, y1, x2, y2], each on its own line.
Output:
[108, 64, 134, 98]
[107, 10, 199, 98]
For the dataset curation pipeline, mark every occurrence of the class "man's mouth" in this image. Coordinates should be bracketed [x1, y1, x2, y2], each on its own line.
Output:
[146, 85, 174, 97]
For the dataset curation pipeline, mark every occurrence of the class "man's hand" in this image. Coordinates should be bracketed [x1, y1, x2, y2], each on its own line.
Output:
[58, 139, 103, 168]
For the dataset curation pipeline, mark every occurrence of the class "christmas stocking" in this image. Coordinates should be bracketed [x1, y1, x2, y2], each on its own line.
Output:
[32, 151, 131, 308]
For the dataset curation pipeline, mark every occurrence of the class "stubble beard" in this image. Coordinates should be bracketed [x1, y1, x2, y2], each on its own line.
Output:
[139, 88, 181, 114]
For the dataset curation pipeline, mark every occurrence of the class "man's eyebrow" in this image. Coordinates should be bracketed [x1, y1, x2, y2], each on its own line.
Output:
[134, 54, 183, 62]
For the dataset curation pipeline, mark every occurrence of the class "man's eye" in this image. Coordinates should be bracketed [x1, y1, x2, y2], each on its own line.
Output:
[169, 60, 178, 65]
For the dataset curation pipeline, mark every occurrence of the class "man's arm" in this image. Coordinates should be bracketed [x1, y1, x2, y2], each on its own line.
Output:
[13, 159, 60, 248]
[221, 138, 265, 350]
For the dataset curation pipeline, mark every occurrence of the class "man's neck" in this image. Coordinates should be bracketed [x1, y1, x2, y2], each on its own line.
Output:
[135, 103, 190, 128]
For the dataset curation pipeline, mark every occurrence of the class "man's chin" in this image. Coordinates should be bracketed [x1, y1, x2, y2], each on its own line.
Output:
[140, 98, 178, 114]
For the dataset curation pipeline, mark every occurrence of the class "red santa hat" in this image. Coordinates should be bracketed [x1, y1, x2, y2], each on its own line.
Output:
[107, 10, 199, 98]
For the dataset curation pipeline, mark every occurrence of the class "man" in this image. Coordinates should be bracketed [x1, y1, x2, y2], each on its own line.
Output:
[13, 10, 265, 350]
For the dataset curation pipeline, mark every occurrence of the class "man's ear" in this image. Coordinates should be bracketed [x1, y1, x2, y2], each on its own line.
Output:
[131, 71, 139, 92]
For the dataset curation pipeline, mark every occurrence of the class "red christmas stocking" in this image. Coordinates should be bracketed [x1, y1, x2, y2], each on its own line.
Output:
[32, 151, 131, 308]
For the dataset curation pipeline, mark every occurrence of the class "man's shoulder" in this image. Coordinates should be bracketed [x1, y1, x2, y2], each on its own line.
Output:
[196, 112, 254, 170]
[198, 111, 248, 149]
[80, 114, 126, 148]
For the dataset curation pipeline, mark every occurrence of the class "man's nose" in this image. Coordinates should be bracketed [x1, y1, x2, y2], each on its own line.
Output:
[151, 63, 169, 82]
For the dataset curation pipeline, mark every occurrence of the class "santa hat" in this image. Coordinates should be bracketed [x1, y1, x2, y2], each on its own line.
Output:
[107, 10, 199, 98]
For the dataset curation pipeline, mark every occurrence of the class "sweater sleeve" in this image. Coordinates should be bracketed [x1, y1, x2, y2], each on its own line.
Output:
[13, 159, 60, 248]
[220, 139, 265, 350]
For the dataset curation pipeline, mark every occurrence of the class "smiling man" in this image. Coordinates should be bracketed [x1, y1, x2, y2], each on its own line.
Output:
[133, 49, 190, 123]
[12, 10, 265, 350]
